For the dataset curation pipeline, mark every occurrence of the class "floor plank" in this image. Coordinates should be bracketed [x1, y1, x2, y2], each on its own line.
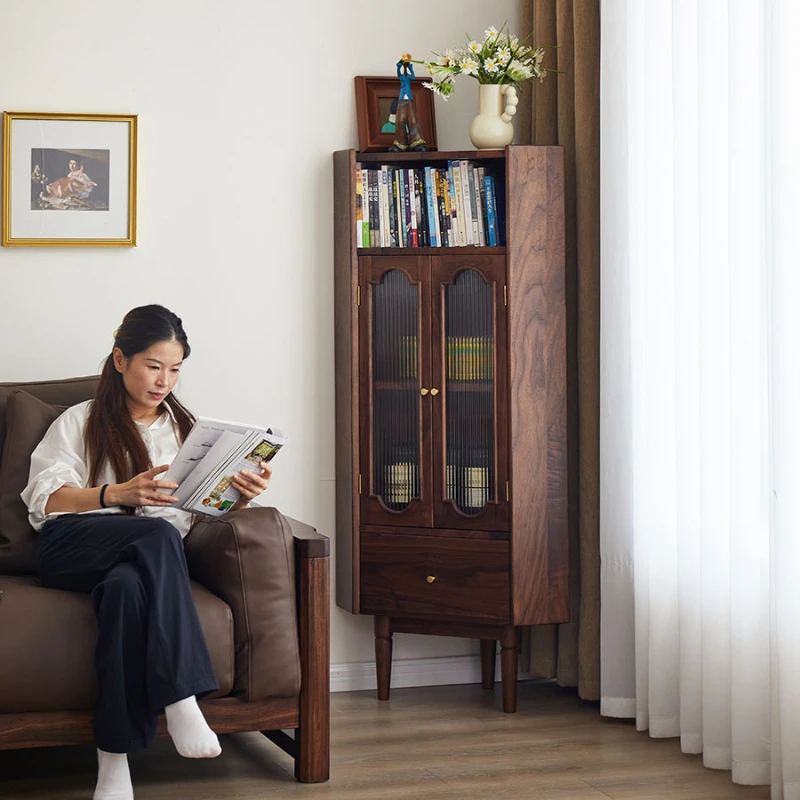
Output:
[0, 682, 770, 799]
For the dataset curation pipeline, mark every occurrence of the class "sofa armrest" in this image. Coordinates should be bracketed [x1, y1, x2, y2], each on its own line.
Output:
[282, 515, 330, 782]
[183, 506, 302, 701]
[284, 515, 330, 559]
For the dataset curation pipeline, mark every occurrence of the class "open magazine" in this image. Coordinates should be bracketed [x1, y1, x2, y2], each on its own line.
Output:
[160, 417, 286, 517]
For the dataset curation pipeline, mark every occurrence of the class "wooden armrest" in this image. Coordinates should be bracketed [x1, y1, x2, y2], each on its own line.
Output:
[284, 515, 330, 559]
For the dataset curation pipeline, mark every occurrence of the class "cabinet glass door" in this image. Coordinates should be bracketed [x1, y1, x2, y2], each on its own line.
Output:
[432, 256, 509, 530]
[360, 256, 433, 527]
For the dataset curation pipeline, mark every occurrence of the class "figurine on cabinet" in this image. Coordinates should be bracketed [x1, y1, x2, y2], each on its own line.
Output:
[388, 54, 428, 153]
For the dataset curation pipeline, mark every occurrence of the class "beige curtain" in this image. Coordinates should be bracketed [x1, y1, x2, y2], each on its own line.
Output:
[518, 0, 601, 701]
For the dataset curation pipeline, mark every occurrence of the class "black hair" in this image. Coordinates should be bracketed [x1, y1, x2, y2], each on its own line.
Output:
[85, 304, 195, 487]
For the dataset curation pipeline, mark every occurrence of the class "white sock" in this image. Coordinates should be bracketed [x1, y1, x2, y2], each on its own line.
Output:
[164, 695, 221, 758]
[94, 750, 133, 800]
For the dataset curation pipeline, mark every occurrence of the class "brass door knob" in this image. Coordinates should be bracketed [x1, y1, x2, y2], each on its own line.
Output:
[430, 388, 439, 396]
[420, 387, 429, 396]
[426, 575, 436, 584]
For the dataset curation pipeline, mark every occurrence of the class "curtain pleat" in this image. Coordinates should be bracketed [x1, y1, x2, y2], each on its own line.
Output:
[519, 0, 601, 702]
[600, 0, 800, 793]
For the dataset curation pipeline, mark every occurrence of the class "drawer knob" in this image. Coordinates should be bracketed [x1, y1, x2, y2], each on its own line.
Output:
[426, 575, 436, 584]
[430, 388, 439, 396]
[420, 387, 429, 396]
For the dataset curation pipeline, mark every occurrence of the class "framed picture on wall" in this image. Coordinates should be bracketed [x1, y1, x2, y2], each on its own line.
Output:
[354, 76, 438, 153]
[2, 112, 137, 247]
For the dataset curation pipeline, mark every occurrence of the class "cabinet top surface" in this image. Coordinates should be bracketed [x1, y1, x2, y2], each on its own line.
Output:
[355, 149, 505, 163]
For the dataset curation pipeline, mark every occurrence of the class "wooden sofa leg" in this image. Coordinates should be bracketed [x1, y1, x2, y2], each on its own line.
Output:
[295, 552, 330, 782]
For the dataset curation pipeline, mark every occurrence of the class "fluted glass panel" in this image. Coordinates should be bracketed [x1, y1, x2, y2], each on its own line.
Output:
[444, 270, 495, 515]
[372, 269, 420, 510]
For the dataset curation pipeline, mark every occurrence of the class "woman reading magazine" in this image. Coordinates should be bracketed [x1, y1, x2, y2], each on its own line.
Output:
[21, 304, 272, 800]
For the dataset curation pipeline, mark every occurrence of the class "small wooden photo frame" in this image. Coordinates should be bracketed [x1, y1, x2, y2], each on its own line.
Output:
[354, 76, 438, 153]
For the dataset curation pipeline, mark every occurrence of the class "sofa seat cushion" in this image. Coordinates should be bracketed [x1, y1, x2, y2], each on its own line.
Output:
[0, 576, 234, 714]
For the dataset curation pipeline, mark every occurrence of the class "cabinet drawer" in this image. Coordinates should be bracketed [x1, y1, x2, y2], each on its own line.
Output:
[360, 530, 510, 623]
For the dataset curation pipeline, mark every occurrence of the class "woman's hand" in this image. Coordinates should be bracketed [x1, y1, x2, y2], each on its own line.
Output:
[105, 465, 180, 508]
[230, 462, 273, 511]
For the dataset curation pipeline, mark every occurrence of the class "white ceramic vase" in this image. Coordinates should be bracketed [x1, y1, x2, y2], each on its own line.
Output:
[469, 84, 519, 150]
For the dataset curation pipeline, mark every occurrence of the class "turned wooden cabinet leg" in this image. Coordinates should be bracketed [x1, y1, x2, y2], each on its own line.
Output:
[374, 615, 393, 701]
[499, 626, 518, 713]
[480, 639, 497, 690]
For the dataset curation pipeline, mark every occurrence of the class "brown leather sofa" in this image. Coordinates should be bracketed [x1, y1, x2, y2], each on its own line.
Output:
[0, 376, 330, 782]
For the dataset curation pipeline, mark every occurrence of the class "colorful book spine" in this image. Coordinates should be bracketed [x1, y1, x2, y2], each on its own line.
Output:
[469, 165, 481, 244]
[438, 169, 446, 247]
[446, 336, 494, 380]
[363, 170, 371, 247]
[396, 169, 406, 247]
[415, 170, 426, 247]
[401, 169, 412, 247]
[484, 175, 498, 247]
[407, 168, 418, 247]
[450, 161, 467, 247]
[377, 167, 386, 247]
[445, 168, 456, 246]
[372, 170, 380, 248]
[475, 166, 486, 246]
[355, 163, 364, 246]
[370, 170, 380, 247]
[425, 167, 440, 247]
[388, 168, 398, 247]
[382, 166, 392, 248]
[361, 169, 370, 247]
[459, 160, 474, 246]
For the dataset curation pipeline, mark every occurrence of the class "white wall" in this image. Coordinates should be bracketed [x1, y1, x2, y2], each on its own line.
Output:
[0, 0, 519, 670]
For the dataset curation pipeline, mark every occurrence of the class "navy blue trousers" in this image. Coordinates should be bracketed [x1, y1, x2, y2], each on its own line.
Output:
[37, 514, 219, 754]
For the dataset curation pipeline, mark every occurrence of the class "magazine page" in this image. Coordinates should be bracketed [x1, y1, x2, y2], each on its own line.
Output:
[159, 417, 286, 515]
[170, 429, 246, 507]
[180, 428, 285, 516]
[161, 418, 255, 485]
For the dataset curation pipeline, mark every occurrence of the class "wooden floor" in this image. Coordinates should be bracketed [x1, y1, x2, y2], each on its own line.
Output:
[0, 682, 769, 799]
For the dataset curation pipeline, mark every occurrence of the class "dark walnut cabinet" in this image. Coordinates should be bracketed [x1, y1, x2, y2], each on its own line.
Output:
[333, 146, 568, 712]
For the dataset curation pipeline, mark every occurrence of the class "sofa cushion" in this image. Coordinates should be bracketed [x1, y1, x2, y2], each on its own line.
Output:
[185, 507, 302, 700]
[0, 376, 98, 458]
[0, 576, 234, 713]
[0, 391, 65, 574]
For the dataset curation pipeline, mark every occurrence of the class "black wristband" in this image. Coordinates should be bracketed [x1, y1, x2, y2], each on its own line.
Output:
[99, 484, 109, 509]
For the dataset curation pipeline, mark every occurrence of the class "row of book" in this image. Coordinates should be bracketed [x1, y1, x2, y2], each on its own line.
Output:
[397, 335, 494, 380]
[381, 462, 491, 509]
[355, 161, 503, 249]
[374, 335, 495, 381]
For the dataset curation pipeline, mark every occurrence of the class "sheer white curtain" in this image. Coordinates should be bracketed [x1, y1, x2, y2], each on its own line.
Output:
[599, 0, 800, 795]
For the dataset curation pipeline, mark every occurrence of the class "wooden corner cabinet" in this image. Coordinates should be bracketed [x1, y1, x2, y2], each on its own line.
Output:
[333, 146, 568, 713]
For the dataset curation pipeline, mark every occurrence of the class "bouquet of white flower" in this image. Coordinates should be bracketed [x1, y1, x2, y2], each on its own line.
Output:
[421, 24, 550, 99]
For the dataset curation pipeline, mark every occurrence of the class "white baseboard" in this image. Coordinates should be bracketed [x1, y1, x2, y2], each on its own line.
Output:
[330, 653, 535, 693]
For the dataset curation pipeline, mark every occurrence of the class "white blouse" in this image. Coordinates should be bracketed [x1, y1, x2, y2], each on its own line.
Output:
[21, 400, 193, 538]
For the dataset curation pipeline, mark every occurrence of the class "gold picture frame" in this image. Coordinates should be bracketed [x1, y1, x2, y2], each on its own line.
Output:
[2, 111, 137, 247]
